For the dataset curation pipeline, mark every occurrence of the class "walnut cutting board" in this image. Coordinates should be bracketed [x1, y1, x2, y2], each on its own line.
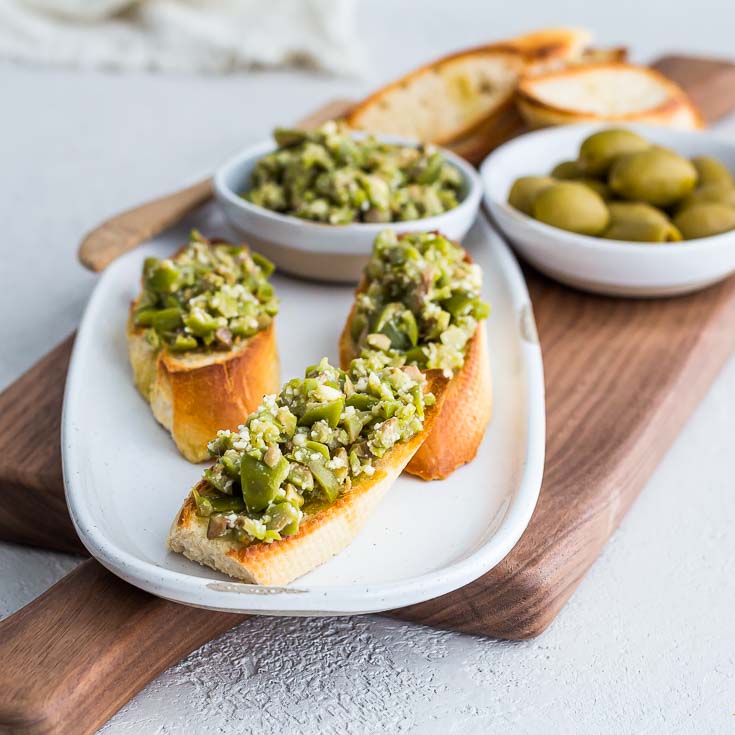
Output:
[2, 55, 735, 735]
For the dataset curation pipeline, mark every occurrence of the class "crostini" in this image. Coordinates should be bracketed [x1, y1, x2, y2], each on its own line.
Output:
[168, 357, 447, 585]
[128, 231, 279, 462]
[339, 230, 492, 480]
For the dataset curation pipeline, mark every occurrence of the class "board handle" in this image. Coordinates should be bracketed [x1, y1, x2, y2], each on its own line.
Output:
[78, 178, 214, 272]
[0, 559, 243, 735]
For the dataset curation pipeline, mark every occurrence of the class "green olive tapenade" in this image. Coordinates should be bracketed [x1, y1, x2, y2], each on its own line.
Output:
[348, 230, 490, 377]
[244, 121, 464, 225]
[133, 231, 279, 352]
[193, 357, 434, 545]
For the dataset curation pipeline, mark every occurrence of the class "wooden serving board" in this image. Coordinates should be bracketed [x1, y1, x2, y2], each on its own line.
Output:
[2, 55, 735, 735]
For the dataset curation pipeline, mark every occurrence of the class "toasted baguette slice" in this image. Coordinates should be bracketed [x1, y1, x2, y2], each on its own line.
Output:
[128, 315, 279, 463]
[517, 63, 704, 130]
[167, 371, 448, 585]
[339, 291, 492, 481]
[346, 27, 592, 145]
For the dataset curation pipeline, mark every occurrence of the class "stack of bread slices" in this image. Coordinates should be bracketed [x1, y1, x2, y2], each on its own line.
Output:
[346, 28, 702, 163]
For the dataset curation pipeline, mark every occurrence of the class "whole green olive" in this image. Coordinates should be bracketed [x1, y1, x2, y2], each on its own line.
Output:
[551, 160, 583, 179]
[603, 220, 682, 243]
[675, 182, 735, 213]
[608, 148, 697, 207]
[532, 182, 610, 235]
[508, 176, 554, 215]
[578, 129, 649, 176]
[607, 201, 672, 227]
[691, 155, 734, 188]
[673, 202, 735, 239]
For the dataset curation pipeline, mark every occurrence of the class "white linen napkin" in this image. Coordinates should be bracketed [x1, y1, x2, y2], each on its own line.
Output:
[0, 0, 367, 75]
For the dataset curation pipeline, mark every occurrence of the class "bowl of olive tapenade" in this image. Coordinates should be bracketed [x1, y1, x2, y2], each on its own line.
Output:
[213, 121, 482, 282]
[482, 124, 735, 297]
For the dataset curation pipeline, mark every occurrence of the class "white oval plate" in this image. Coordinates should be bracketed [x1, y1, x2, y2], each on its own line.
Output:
[482, 123, 735, 297]
[63, 206, 545, 615]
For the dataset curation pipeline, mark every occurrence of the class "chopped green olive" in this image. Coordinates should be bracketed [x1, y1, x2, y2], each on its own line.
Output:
[209, 496, 246, 513]
[298, 398, 344, 428]
[305, 440, 330, 461]
[144, 258, 181, 293]
[266, 502, 300, 535]
[168, 334, 198, 352]
[240, 453, 290, 513]
[346, 393, 378, 410]
[151, 307, 183, 334]
[307, 458, 340, 502]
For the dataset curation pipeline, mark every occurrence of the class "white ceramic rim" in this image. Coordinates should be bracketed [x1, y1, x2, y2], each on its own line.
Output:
[213, 134, 483, 252]
[62, 216, 545, 614]
[480, 122, 735, 255]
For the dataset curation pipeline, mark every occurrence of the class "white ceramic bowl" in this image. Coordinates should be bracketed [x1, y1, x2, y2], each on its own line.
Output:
[214, 135, 482, 282]
[481, 123, 735, 297]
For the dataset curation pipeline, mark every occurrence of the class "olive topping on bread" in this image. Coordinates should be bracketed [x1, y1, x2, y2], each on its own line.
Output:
[168, 357, 448, 585]
[340, 230, 492, 480]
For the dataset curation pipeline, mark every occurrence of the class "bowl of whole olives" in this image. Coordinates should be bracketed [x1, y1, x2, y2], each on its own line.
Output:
[481, 124, 735, 296]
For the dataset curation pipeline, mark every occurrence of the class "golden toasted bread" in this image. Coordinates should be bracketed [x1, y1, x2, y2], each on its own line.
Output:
[167, 371, 448, 585]
[345, 27, 592, 145]
[517, 62, 704, 129]
[128, 313, 279, 464]
[339, 283, 492, 482]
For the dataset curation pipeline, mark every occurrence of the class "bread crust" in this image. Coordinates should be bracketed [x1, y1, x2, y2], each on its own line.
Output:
[167, 371, 449, 585]
[339, 279, 492, 481]
[128, 313, 279, 463]
[516, 62, 705, 130]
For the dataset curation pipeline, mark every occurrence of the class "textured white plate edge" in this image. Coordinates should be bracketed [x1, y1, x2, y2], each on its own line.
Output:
[62, 215, 545, 615]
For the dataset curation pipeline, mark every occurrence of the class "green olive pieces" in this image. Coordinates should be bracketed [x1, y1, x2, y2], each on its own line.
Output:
[609, 148, 697, 207]
[532, 182, 610, 236]
[508, 176, 554, 215]
[507, 127, 735, 243]
[578, 129, 649, 176]
[673, 203, 735, 239]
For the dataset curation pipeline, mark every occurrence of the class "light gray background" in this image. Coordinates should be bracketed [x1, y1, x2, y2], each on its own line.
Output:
[2, 2, 734, 733]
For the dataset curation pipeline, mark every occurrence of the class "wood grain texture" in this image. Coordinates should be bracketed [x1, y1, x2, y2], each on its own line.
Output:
[0, 54, 734, 735]
[0, 335, 81, 555]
